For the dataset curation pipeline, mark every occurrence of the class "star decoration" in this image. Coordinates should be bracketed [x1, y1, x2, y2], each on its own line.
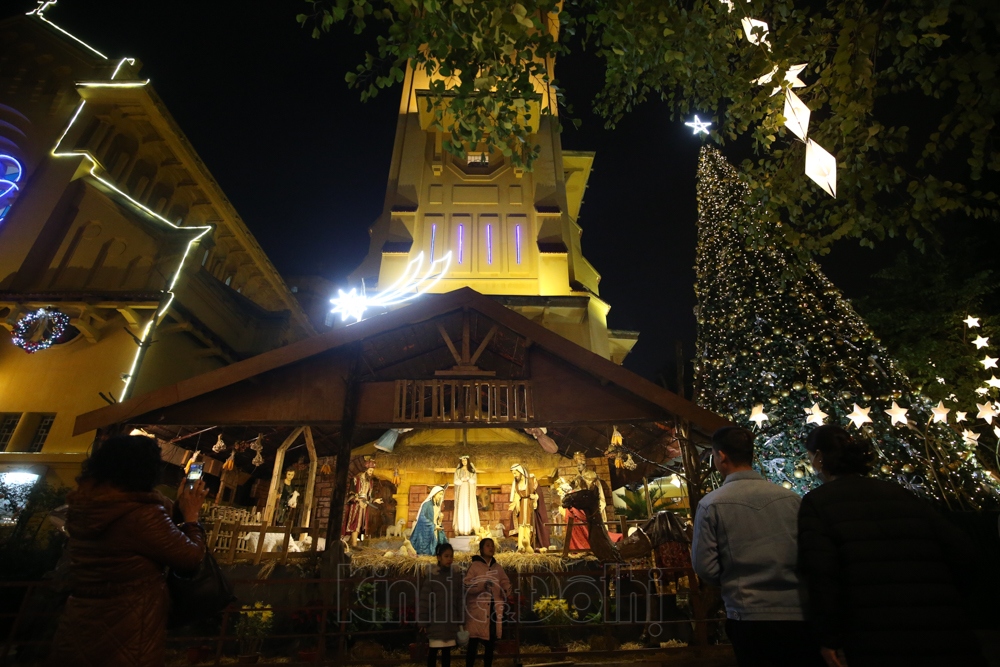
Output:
[329, 288, 369, 322]
[956, 411, 968, 423]
[846, 404, 872, 429]
[982, 356, 999, 370]
[936, 377, 946, 384]
[995, 426, 1000, 440]
[963, 316, 980, 328]
[804, 402, 828, 426]
[962, 429, 980, 445]
[987, 376, 1000, 389]
[931, 401, 951, 423]
[749, 404, 770, 428]
[973, 336, 989, 349]
[977, 401, 998, 424]
[685, 115, 712, 135]
[977, 387, 990, 395]
[805, 139, 837, 198]
[884, 402, 908, 426]
[755, 64, 808, 96]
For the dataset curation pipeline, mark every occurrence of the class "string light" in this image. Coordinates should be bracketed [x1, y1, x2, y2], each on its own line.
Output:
[692, 146, 1000, 508]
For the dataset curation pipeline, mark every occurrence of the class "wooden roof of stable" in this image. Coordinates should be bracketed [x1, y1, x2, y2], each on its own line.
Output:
[75, 289, 729, 470]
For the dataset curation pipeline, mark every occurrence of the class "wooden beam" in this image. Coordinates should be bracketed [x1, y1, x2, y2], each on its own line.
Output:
[437, 323, 462, 365]
[469, 324, 498, 366]
[324, 344, 363, 564]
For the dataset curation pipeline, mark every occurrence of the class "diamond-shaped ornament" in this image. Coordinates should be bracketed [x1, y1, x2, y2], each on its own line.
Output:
[805, 139, 837, 198]
[783, 90, 811, 141]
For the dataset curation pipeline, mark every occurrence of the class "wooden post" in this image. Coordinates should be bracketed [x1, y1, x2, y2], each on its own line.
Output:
[302, 427, 319, 528]
[252, 522, 269, 565]
[324, 343, 363, 565]
[226, 522, 242, 564]
[262, 426, 305, 524]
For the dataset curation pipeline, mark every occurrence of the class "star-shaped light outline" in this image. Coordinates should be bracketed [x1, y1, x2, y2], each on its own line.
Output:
[976, 401, 998, 424]
[973, 336, 989, 349]
[685, 115, 712, 135]
[964, 316, 981, 328]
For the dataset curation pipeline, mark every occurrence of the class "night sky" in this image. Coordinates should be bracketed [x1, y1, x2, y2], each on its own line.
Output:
[33, 1, 895, 387]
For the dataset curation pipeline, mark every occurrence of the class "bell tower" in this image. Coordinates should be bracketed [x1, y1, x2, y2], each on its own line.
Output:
[350, 60, 637, 363]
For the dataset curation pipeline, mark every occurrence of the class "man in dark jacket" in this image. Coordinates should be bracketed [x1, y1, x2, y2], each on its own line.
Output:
[799, 425, 987, 667]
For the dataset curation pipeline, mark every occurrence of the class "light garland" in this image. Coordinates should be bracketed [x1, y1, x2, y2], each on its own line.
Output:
[11, 308, 71, 353]
[34, 3, 214, 400]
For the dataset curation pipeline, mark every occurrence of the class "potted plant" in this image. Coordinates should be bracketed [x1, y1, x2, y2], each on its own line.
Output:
[234, 601, 273, 663]
[531, 596, 578, 652]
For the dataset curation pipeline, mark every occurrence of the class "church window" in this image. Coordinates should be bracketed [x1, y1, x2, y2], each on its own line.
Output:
[0, 414, 21, 452]
[515, 224, 522, 264]
[467, 152, 488, 167]
[457, 224, 464, 264]
[201, 249, 210, 266]
[28, 414, 55, 453]
[430, 222, 437, 261]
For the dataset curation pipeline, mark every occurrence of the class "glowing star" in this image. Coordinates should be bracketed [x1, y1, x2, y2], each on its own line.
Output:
[804, 402, 828, 426]
[749, 404, 770, 428]
[962, 429, 980, 445]
[846, 404, 872, 429]
[973, 336, 989, 349]
[987, 376, 1000, 389]
[981, 355, 998, 370]
[782, 90, 811, 141]
[931, 401, 951, 423]
[884, 401, 908, 426]
[977, 387, 990, 395]
[329, 251, 452, 323]
[685, 115, 712, 135]
[963, 316, 980, 328]
[754, 63, 808, 96]
[805, 139, 837, 198]
[977, 401, 998, 424]
[955, 411, 967, 423]
[741, 17, 771, 47]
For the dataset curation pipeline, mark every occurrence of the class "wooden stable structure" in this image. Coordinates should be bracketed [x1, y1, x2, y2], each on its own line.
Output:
[75, 288, 731, 551]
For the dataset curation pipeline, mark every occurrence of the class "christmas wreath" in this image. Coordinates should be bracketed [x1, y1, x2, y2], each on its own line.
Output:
[11, 308, 71, 353]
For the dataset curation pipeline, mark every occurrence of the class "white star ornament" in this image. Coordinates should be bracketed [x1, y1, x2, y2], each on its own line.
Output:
[884, 401, 908, 426]
[973, 336, 989, 349]
[931, 401, 951, 423]
[749, 404, 770, 428]
[804, 403, 828, 426]
[805, 140, 837, 198]
[964, 316, 980, 328]
[981, 356, 998, 370]
[977, 401, 998, 424]
[846, 404, 872, 429]
[783, 90, 811, 141]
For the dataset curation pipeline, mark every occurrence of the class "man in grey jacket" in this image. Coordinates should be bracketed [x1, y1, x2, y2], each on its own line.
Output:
[691, 426, 822, 666]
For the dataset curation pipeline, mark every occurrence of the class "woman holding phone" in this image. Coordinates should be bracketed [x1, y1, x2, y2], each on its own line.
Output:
[48, 435, 208, 667]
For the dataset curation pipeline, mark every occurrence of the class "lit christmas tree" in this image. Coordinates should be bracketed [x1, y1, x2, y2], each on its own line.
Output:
[692, 146, 1000, 510]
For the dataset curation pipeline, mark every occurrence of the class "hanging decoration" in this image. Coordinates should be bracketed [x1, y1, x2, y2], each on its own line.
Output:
[11, 308, 71, 353]
[223, 451, 236, 471]
[0, 153, 23, 225]
[212, 434, 227, 453]
[718, 0, 839, 198]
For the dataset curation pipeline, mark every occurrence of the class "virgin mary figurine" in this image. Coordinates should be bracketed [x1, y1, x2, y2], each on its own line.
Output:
[410, 485, 447, 555]
[452, 456, 481, 536]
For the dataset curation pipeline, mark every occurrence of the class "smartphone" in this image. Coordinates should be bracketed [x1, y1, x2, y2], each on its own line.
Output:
[186, 462, 204, 490]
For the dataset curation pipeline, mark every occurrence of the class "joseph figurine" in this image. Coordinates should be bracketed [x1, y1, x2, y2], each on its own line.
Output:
[342, 457, 383, 546]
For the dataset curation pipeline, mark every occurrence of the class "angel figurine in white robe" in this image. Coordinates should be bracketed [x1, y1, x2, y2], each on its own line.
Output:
[452, 455, 481, 535]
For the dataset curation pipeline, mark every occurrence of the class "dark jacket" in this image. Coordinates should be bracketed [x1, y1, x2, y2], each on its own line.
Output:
[417, 564, 465, 642]
[48, 483, 206, 667]
[798, 475, 985, 667]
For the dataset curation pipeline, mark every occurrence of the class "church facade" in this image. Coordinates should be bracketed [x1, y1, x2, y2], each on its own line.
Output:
[0, 7, 312, 486]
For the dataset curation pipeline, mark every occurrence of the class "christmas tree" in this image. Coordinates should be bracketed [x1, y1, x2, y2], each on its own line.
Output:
[692, 146, 1000, 510]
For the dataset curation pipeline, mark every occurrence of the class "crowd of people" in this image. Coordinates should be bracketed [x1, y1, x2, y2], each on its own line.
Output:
[692, 424, 988, 667]
[47, 428, 989, 667]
